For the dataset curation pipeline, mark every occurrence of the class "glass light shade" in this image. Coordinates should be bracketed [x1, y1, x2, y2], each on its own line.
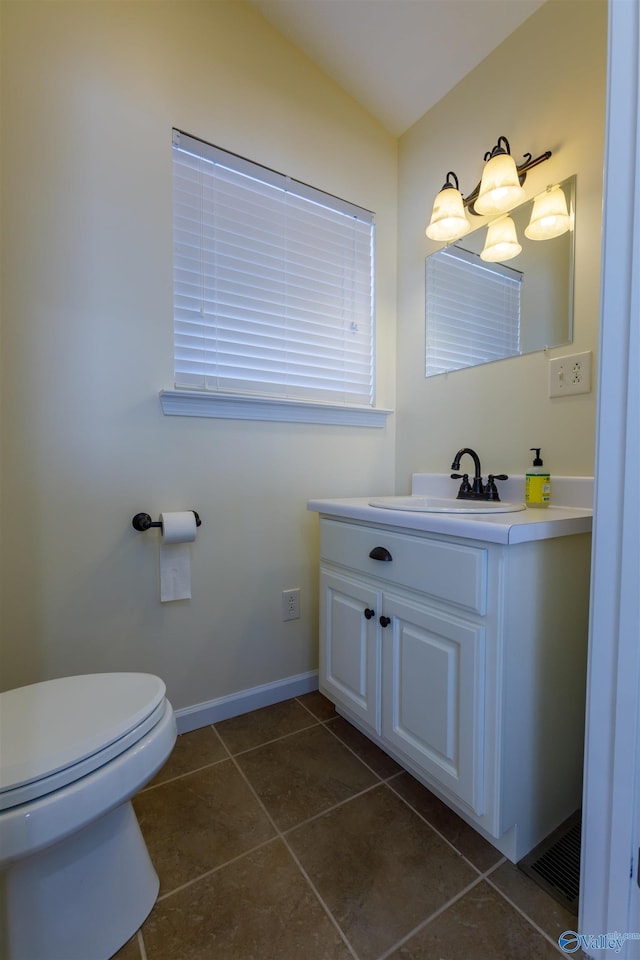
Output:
[474, 153, 526, 215]
[524, 185, 572, 240]
[480, 215, 522, 262]
[426, 187, 470, 241]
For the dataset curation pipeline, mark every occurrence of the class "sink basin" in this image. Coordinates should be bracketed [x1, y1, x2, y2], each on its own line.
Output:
[368, 496, 526, 514]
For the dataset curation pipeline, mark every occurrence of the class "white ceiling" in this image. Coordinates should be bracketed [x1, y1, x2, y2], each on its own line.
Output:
[248, 0, 546, 136]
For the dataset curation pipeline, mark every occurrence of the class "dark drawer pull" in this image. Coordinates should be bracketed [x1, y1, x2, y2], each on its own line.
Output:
[369, 546, 393, 562]
[364, 608, 376, 620]
[379, 616, 391, 628]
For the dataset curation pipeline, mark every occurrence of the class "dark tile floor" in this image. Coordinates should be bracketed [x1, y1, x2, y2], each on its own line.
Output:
[112, 692, 577, 959]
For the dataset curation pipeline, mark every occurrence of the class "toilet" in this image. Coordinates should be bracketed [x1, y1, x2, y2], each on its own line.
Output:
[0, 672, 177, 960]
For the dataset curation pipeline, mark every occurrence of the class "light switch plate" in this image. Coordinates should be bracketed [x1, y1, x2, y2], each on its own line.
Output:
[548, 351, 592, 397]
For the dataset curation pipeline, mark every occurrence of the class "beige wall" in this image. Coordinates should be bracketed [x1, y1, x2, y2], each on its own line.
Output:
[0, 1, 397, 704]
[396, 0, 607, 487]
[0, 0, 608, 713]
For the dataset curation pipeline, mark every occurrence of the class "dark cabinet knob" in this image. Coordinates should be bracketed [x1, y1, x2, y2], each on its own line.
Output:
[364, 608, 375, 619]
[369, 546, 392, 562]
[379, 615, 391, 628]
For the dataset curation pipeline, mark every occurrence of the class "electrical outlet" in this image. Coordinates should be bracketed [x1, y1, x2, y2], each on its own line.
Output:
[282, 588, 300, 621]
[548, 351, 592, 397]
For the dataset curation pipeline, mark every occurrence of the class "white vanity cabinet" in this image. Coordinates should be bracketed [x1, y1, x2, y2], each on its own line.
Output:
[318, 515, 591, 863]
[321, 567, 382, 735]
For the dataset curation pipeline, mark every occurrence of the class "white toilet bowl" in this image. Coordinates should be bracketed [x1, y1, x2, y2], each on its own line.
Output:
[0, 672, 177, 960]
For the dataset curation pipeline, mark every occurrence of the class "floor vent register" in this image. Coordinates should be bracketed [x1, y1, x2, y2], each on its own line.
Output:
[518, 810, 581, 916]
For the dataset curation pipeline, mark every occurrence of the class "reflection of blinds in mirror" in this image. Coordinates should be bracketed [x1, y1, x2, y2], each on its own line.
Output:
[426, 246, 522, 377]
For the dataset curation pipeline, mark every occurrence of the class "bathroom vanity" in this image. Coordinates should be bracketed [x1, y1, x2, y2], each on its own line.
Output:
[307, 475, 592, 863]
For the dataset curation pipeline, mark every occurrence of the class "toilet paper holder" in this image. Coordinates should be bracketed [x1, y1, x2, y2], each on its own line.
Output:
[131, 511, 202, 532]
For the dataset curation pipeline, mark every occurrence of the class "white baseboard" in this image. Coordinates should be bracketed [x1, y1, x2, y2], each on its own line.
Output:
[174, 670, 319, 734]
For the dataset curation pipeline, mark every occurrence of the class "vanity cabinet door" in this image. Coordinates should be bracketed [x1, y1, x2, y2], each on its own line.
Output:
[381, 593, 486, 815]
[319, 568, 382, 735]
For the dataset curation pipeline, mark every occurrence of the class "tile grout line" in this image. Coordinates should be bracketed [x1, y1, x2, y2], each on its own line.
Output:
[281, 780, 388, 837]
[209, 719, 234, 757]
[383, 775, 497, 878]
[155, 835, 279, 903]
[483, 870, 572, 955]
[294, 694, 335, 724]
[140, 718, 281, 958]
[318, 714, 399, 784]
[279, 838, 361, 960]
[374, 873, 488, 960]
[225, 745, 362, 960]
[218, 718, 322, 758]
[373, 856, 511, 960]
[142, 715, 322, 793]
[209, 705, 392, 841]
[214, 711, 394, 846]
[140, 722, 232, 794]
[136, 928, 148, 960]
[140, 755, 228, 791]
[378, 774, 573, 956]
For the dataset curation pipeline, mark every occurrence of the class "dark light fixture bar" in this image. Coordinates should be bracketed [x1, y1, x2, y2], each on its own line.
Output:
[426, 136, 553, 243]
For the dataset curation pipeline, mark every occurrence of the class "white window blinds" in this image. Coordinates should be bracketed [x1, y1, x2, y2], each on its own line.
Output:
[425, 246, 522, 377]
[173, 130, 376, 406]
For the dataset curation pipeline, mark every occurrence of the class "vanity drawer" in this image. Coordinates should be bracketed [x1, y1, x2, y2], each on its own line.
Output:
[320, 519, 487, 614]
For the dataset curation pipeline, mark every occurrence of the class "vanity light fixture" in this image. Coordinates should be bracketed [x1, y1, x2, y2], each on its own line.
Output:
[474, 137, 526, 215]
[480, 215, 522, 262]
[425, 172, 471, 241]
[524, 184, 572, 240]
[426, 136, 552, 243]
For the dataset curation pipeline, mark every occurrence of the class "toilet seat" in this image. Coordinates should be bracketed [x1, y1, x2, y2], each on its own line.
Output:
[0, 673, 167, 810]
[0, 672, 176, 960]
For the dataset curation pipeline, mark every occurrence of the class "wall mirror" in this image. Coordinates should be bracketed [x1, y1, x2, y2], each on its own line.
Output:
[425, 175, 575, 377]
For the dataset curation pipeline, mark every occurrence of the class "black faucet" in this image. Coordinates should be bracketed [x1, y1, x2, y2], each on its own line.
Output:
[450, 447, 508, 501]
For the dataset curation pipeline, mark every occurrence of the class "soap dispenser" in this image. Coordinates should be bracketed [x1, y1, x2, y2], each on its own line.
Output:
[525, 448, 551, 508]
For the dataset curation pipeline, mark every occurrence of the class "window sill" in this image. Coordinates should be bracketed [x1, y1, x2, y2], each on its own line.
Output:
[159, 390, 393, 427]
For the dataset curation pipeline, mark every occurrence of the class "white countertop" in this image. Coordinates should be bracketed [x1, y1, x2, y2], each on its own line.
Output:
[307, 474, 593, 545]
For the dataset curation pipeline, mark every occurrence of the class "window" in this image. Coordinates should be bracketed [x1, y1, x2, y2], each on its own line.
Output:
[171, 130, 377, 415]
[425, 246, 522, 377]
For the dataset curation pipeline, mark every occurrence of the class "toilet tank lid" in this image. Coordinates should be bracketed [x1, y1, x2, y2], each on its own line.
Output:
[0, 673, 166, 792]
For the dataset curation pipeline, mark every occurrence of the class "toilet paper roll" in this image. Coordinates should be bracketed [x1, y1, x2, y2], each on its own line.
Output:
[159, 512, 197, 602]
[161, 511, 197, 544]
